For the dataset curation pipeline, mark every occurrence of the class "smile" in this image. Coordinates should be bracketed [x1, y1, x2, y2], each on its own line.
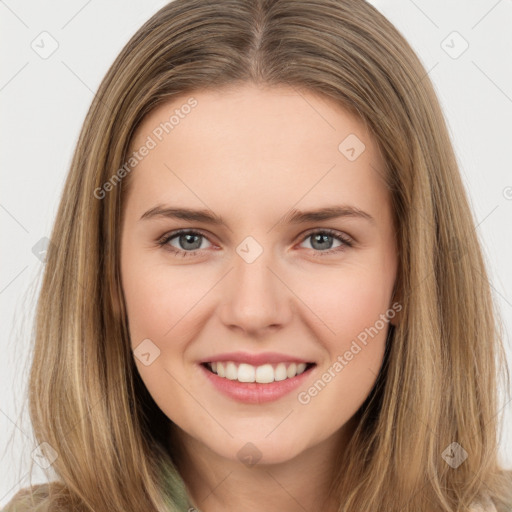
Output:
[203, 361, 315, 383]
[199, 361, 317, 404]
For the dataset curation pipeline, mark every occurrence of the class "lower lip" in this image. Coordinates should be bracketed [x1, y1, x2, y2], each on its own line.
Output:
[199, 363, 316, 404]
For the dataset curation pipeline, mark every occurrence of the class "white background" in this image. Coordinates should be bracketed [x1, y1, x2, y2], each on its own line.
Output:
[1, 0, 511, 507]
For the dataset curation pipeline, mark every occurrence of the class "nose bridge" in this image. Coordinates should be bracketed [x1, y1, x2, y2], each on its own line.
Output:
[219, 234, 290, 332]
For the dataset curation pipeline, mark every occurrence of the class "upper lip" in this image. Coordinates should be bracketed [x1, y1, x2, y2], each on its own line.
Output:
[199, 351, 314, 366]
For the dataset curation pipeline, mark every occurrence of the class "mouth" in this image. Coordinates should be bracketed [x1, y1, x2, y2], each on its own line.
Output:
[201, 361, 317, 384]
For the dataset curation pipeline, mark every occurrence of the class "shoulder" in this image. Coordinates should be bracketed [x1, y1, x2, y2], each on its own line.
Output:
[1, 484, 51, 512]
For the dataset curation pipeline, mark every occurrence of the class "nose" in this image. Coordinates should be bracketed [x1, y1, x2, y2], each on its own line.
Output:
[218, 244, 292, 336]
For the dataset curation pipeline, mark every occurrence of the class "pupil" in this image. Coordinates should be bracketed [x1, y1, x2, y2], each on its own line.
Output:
[313, 233, 332, 250]
[182, 234, 201, 250]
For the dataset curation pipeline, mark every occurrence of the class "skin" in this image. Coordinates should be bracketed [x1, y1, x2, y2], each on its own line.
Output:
[120, 83, 399, 512]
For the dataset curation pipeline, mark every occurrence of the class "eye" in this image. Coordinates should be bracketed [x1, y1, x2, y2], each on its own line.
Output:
[157, 228, 353, 258]
[298, 229, 353, 257]
[157, 229, 213, 258]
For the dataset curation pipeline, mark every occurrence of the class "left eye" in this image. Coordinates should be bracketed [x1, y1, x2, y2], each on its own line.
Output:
[299, 230, 351, 253]
[157, 229, 353, 258]
[158, 230, 212, 256]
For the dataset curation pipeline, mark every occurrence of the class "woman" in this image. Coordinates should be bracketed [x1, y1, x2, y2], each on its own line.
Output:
[3, 0, 511, 510]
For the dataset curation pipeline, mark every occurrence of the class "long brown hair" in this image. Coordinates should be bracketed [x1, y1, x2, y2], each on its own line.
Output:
[6, 0, 512, 510]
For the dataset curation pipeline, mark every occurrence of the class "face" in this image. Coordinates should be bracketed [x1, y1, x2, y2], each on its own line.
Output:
[120, 83, 398, 466]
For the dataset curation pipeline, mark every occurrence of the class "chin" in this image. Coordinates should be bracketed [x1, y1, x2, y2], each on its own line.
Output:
[212, 435, 309, 467]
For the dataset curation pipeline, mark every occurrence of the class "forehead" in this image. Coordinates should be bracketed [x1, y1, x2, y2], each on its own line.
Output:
[125, 84, 389, 223]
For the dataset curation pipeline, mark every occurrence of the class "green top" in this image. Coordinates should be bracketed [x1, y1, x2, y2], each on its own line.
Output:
[1, 461, 192, 512]
[159, 457, 194, 511]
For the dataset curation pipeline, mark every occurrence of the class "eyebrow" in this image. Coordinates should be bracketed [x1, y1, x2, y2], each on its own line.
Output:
[139, 204, 375, 226]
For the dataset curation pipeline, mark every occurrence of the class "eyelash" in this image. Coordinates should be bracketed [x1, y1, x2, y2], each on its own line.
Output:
[156, 228, 353, 258]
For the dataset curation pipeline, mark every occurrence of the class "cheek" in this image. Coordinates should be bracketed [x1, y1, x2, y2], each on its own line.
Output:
[296, 263, 393, 348]
[295, 270, 390, 429]
[291, 263, 392, 409]
[121, 252, 203, 347]
[121, 258, 203, 414]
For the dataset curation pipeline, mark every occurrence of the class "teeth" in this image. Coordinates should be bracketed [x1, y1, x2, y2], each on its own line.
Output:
[238, 363, 255, 382]
[207, 361, 309, 383]
[256, 364, 274, 383]
[226, 362, 238, 380]
[274, 363, 288, 381]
